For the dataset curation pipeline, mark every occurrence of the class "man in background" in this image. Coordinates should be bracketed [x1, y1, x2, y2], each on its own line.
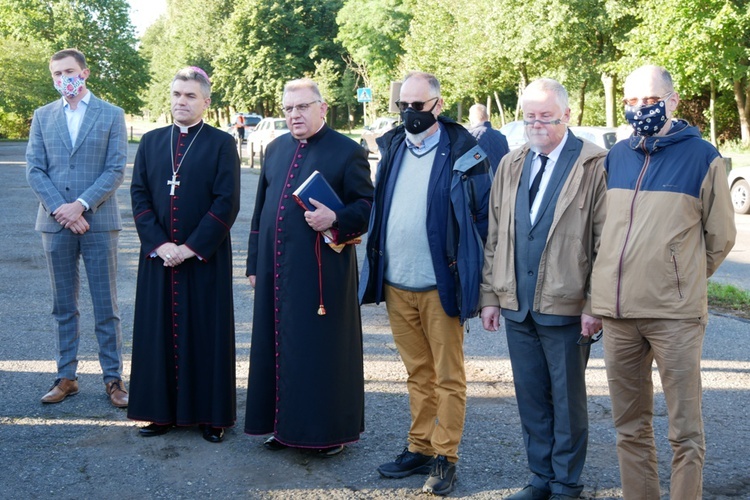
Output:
[468, 103, 509, 175]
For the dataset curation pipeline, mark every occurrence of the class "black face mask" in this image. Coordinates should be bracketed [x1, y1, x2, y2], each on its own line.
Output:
[399, 96, 440, 135]
[401, 108, 437, 134]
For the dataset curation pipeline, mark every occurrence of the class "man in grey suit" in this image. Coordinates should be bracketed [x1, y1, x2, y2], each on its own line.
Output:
[26, 48, 129, 408]
[480, 79, 607, 499]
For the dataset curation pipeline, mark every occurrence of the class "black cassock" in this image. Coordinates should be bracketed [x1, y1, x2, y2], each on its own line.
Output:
[128, 122, 240, 428]
[245, 125, 373, 447]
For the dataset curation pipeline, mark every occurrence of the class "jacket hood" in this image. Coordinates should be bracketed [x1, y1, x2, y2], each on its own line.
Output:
[627, 119, 701, 154]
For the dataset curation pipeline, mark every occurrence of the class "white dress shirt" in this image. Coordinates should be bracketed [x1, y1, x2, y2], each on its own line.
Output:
[62, 91, 91, 147]
[529, 130, 568, 224]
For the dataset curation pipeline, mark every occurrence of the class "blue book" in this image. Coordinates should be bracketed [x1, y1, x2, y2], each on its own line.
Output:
[292, 170, 344, 211]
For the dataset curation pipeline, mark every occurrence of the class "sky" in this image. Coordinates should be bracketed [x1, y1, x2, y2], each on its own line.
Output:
[128, 0, 167, 37]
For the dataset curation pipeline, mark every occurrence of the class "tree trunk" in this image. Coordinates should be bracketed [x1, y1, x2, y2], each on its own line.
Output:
[734, 78, 750, 145]
[710, 80, 717, 146]
[515, 67, 528, 121]
[494, 91, 505, 126]
[486, 96, 492, 119]
[456, 101, 463, 123]
[577, 79, 587, 126]
[346, 103, 352, 134]
[601, 72, 617, 128]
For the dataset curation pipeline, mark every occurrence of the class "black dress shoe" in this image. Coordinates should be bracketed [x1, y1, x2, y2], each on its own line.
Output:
[200, 425, 224, 443]
[263, 436, 288, 451]
[316, 444, 344, 457]
[138, 423, 172, 437]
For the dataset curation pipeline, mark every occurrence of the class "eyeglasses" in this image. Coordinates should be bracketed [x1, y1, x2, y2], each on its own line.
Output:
[282, 100, 321, 115]
[577, 329, 603, 346]
[395, 96, 439, 112]
[524, 118, 563, 126]
[621, 92, 673, 107]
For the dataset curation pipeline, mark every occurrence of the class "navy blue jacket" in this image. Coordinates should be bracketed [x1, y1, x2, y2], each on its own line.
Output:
[469, 121, 510, 176]
[359, 116, 492, 324]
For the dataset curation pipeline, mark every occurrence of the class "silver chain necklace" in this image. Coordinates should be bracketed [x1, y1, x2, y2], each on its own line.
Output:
[168, 121, 205, 196]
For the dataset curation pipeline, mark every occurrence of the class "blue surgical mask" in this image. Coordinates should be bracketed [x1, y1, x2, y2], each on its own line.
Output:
[625, 100, 668, 136]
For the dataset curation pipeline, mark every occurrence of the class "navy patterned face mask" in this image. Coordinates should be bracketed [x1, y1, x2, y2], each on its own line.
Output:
[624, 100, 668, 136]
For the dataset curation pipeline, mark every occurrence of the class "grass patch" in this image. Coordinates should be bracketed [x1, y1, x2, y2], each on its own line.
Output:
[707, 281, 750, 319]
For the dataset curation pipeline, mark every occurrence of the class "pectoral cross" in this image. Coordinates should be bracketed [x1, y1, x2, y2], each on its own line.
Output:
[167, 173, 180, 196]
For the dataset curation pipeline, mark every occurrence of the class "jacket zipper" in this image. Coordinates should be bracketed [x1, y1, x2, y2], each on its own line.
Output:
[670, 246, 684, 299]
[615, 142, 651, 317]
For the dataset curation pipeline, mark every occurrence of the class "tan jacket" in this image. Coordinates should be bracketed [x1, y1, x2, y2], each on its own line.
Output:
[591, 125, 736, 319]
[481, 139, 607, 316]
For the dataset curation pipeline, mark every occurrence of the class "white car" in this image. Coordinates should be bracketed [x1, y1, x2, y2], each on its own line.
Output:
[498, 120, 526, 150]
[728, 166, 750, 214]
[246, 118, 289, 157]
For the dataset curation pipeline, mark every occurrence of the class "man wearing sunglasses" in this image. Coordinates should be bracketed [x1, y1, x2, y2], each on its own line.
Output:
[480, 78, 607, 500]
[360, 71, 491, 496]
[591, 65, 736, 499]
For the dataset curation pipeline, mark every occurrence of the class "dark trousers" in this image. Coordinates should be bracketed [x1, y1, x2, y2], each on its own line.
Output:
[505, 315, 589, 497]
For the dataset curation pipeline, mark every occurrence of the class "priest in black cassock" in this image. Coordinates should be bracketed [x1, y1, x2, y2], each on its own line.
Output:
[127, 67, 241, 443]
[245, 78, 373, 456]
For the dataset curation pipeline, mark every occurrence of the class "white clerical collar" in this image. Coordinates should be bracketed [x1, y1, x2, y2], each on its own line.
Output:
[176, 120, 203, 134]
[299, 122, 326, 143]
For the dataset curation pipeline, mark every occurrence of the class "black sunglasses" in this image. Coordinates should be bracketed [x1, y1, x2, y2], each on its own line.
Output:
[395, 96, 439, 112]
[577, 329, 603, 346]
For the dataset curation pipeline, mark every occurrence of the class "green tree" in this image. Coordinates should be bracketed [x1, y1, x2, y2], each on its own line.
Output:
[0, 0, 148, 115]
[139, 0, 235, 124]
[617, 0, 750, 144]
[0, 36, 53, 137]
[213, 0, 345, 116]
[336, 0, 413, 117]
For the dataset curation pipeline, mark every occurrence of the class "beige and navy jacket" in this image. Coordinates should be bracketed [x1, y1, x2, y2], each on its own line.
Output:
[591, 120, 736, 319]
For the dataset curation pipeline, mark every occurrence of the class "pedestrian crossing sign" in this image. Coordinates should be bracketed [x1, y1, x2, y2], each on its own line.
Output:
[357, 88, 373, 103]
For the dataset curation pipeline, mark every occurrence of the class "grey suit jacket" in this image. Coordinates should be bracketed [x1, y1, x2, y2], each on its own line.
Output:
[26, 92, 126, 233]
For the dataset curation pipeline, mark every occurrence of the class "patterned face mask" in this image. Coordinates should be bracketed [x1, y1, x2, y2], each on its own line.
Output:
[624, 99, 668, 136]
[54, 74, 85, 98]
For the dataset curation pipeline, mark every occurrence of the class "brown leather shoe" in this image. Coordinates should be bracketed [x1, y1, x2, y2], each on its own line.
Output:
[41, 378, 79, 404]
[105, 379, 129, 408]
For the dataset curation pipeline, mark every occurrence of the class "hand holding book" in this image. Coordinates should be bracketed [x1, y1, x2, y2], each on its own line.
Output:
[293, 170, 361, 252]
[303, 198, 337, 233]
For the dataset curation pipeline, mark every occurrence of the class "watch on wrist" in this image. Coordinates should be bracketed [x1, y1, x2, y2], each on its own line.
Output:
[77, 200, 87, 211]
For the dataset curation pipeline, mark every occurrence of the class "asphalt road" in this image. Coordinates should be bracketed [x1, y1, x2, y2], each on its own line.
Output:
[1, 140, 748, 499]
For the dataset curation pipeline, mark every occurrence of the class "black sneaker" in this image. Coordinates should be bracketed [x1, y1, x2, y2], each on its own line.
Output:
[377, 447, 435, 478]
[422, 455, 456, 496]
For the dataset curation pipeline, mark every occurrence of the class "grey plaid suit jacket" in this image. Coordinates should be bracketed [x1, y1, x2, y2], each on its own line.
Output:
[26, 93, 127, 233]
